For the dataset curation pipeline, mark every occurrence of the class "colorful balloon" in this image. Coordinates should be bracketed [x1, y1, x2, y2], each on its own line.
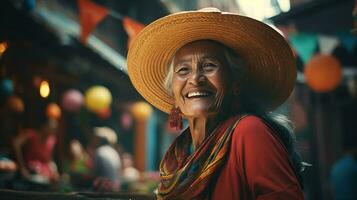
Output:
[0, 79, 14, 97]
[84, 86, 112, 113]
[61, 89, 84, 112]
[46, 103, 61, 120]
[121, 112, 133, 130]
[131, 101, 152, 120]
[304, 54, 342, 93]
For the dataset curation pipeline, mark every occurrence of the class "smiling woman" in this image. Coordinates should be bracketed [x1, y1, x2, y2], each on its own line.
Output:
[127, 7, 304, 200]
[170, 41, 235, 148]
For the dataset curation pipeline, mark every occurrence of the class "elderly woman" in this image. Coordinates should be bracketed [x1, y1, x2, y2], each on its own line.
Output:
[127, 8, 304, 199]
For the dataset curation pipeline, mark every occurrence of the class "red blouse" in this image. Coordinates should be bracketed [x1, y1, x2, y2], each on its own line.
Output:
[211, 116, 304, 199]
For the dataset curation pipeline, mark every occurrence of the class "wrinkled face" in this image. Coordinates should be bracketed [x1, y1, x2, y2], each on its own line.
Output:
[171, 40, 234, 118]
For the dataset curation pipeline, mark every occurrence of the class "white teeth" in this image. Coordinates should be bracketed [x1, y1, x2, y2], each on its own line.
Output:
[187, 92, 209, 98]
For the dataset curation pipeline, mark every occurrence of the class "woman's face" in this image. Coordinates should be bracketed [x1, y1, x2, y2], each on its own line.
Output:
[171, 40, 234, 118]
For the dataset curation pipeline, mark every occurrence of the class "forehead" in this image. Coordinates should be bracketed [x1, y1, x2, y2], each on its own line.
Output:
[173, 40, 227, 62]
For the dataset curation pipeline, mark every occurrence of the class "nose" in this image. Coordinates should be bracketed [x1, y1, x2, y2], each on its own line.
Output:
[188, 68, 205, 85]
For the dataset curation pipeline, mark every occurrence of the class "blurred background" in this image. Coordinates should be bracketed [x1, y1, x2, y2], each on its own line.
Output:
[0, 0, 356, 199]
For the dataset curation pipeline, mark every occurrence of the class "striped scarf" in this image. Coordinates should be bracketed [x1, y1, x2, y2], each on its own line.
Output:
[158, 115, 245, 200]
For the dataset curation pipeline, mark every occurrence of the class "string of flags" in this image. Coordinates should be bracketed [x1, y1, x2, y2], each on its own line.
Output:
[75, 0, 357, 95]
[76, 0, 356, 64]
[287, 32, 356, 65]
[77, 0, 145, 48]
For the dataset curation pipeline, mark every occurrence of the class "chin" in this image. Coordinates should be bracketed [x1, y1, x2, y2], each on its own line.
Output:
[183, 107, 218, 118]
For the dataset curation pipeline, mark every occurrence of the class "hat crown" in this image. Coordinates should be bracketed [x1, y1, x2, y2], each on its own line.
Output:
[198, 7, 221, 13]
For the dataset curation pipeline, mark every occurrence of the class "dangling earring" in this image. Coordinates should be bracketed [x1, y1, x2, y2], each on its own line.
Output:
[169, 106, 183, 130]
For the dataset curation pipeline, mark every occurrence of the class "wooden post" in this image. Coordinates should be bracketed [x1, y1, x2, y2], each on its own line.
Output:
[131, 102, 152, 171]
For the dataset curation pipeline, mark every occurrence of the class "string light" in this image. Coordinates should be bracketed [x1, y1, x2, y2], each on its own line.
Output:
[40, 80, 50, 98]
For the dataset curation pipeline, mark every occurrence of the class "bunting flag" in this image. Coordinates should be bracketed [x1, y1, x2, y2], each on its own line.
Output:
[77, 0, 109, 44]
[317, 35, 339, 55]
[337, 32, 357, 53]
[123, 17, 145, 49]
[289, 32, 318, 64]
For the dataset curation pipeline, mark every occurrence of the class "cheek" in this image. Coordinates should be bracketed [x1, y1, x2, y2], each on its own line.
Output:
[211, 71, 234, 102]
[210, 72, 230, 92]
[171, 76, 185, 103]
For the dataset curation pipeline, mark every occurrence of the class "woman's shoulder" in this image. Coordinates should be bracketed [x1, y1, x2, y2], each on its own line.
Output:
[232, 114, 277, 144]
[230, 114, 288, 154]
[236, 114, 270, 132]
[227, 114, 291, 167]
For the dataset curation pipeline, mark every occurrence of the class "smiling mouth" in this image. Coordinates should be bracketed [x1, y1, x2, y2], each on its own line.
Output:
[186, 91, 213, 98]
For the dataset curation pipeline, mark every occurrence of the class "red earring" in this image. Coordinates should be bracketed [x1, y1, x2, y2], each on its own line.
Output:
[169, 107, 183, 130]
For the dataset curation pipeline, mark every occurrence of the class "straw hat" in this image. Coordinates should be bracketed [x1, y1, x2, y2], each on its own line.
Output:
[127, 8, 296, 113]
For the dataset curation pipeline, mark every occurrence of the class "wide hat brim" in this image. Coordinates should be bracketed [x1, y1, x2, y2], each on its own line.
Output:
[127, 9, 296, 114]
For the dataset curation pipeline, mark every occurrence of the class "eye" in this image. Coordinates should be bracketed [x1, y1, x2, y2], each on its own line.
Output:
[202, 62, 217, 72]
[175, 65, 191, 76]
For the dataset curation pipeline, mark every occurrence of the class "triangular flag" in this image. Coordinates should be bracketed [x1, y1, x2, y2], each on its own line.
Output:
[123, 17, 145, 49]
[317, 35, 339, 55]
[289, 32, 318, 63]
[77, 0, 108, 44]
[337, 32, 357, 53]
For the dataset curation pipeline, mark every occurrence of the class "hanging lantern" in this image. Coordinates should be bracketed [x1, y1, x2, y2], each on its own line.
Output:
[304, 54, 342, 93]
[61, 89, 84, 113]
[7, 95, 24, 113]
[84, 86, 112, 113]
[46, 103, 61, 120]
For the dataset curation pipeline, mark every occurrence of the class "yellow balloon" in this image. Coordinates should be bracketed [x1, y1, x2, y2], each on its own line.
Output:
[85, 86, 112, 113]
[131, 101, 152, 120]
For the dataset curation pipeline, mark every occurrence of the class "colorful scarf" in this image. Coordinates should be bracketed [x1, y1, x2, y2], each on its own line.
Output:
[158, 115, 245, 200]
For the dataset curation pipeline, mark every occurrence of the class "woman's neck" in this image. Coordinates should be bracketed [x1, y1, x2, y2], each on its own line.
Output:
[186, 104, 233, 150]
[187, 116, 220, 149]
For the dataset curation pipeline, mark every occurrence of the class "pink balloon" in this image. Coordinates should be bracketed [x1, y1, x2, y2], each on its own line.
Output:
[61, 89, 84, 112]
